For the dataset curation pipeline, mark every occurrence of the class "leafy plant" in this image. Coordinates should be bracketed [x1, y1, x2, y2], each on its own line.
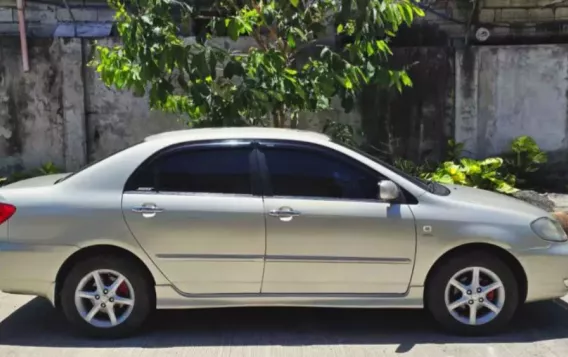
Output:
[445, 139, 465, 162]
[93, 0, 423, 128]
[38, 162, 62, 175]
[390, 136, 549, 194]
[504, 135, 547, 188]
[423, 157, 517, 194]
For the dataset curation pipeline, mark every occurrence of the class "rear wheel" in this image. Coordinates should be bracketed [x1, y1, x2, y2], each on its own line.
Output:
[60, 256, 153, 338]
[426, 251, 519, 335]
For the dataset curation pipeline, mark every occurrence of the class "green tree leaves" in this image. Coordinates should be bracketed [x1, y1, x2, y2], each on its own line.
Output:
[93, 0, 423, 127]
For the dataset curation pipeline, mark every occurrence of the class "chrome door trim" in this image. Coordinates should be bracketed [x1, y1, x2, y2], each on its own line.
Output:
[124, 191, 256, 198]
[266, 255, 411, 264]
[155, 253, 264, 261]
[176, 292, 408, 298]
[154, 253, 410, 264]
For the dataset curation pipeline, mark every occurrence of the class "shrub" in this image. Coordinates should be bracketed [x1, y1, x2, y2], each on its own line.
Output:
[423, 158, 517, 194]
[503, 135, 547, 188]
[393, 136, 548, 194]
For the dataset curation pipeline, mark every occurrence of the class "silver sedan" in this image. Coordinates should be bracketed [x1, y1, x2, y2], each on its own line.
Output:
[0, 127, 567, 338]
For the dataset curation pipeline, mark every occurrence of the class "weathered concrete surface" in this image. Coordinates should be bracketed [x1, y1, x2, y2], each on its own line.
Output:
[0, 37, 184, 169]
[456, 45, 568, 158]
[61, 39, 87, 171]
[0, 38, 67, 173]
[2, 291, 568, 356]
[85, 39, 184, 162]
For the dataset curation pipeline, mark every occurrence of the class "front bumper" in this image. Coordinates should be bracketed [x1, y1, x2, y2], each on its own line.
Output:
[518, 242, 568, 302]
[0, 241, 77, 302]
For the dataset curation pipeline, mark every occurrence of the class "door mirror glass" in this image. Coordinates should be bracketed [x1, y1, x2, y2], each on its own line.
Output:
[378, 180, 400, 201]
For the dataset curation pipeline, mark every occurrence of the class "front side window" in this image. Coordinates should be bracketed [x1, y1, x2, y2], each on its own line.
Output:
[262, 146, 381, 200]
[125, 147, 252, 195]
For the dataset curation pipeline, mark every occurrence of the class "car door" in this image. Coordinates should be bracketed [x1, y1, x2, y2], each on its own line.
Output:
[258, 141, 417, 294]
[122, 140, 266, 294]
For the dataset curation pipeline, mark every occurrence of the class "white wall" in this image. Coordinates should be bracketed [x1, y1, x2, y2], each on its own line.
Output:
[456, 45, 568, 158]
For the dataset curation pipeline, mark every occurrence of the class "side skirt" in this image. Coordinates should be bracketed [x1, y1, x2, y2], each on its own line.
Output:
[154, 285, 424, 309]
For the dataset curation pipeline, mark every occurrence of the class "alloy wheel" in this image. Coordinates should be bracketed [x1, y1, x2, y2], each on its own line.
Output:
[444, 266, 505, 326]
[74, 269, 135, 328]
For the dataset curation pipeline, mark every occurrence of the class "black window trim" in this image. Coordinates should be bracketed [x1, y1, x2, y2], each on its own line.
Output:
[123, 139, 262, 197]
[255, 140, 416, 204]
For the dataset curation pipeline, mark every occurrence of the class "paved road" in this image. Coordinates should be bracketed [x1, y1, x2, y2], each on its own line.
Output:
[1, 292, 568, 357]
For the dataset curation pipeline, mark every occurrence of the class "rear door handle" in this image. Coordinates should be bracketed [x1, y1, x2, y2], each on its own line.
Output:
[132, 206, 164, 213]
[132, 203, 164, 218]
[269, 209, 301, 217]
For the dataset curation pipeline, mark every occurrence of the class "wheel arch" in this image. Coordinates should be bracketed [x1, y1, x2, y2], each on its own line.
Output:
[423, 243, 528, 305]
[54, 244, 158, 309]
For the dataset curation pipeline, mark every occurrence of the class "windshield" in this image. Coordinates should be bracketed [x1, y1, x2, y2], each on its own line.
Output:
[334, 141, 449, 195]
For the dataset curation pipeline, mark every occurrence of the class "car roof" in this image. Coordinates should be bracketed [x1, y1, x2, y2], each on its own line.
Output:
[144, 127, 331, 144]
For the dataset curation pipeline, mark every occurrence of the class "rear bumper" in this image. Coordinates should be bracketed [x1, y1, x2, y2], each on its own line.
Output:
[518, 242, 568, 302]
[0, 241, 77, 302]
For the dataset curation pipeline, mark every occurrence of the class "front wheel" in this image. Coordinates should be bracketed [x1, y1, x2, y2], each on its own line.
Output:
[426, 251, 519, 336]
[60, 256, 154, 338]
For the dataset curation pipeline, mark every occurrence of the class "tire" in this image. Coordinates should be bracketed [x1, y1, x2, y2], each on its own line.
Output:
[60, 255, 154, 338]
[426, 250, 519, 336]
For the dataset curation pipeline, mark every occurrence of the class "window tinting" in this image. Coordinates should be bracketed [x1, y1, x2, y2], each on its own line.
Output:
[263, 147, 380, 200]
[126, 148, 252, 194]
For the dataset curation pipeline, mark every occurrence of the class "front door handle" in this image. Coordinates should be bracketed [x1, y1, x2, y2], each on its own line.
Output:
[132, 203, 164, 218]
[269, 207, 301, 222]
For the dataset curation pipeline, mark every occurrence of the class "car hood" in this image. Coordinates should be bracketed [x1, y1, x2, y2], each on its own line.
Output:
[442, 184, 549, 218]
[1, 173, 71, 189]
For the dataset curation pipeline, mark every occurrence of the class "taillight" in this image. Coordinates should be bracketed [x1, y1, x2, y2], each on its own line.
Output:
[0, 203, 16, 225]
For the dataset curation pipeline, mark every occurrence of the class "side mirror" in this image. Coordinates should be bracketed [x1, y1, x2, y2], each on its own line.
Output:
[378, 180, 400, 201]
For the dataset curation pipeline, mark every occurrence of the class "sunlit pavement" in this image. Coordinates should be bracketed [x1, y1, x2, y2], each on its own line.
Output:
[2, 291, 568, 356]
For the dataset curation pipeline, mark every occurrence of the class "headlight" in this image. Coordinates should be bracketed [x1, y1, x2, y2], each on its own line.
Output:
[531, 217, 568, 242]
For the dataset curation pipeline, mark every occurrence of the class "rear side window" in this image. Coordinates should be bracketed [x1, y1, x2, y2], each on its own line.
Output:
[262, 147, 381, 200]
[125, 147, 253, 195]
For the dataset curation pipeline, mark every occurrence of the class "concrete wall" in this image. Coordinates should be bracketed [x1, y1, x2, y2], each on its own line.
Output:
[455, 44, 568, 158]
[0, 37, 84, 172]
[0, 37, 184, 173]
[0, 1, 113, 37]
[481, 0, 568, 23]
[2, 37, 568, 175]
[85, 39, 185, 162]
[361, 47, 454, 162]
[4, 0, 568, 40]
[0, 36, 348, 172]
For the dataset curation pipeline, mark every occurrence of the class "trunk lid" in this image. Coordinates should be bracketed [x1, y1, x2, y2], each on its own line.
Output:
[1, 173, 71, 189]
